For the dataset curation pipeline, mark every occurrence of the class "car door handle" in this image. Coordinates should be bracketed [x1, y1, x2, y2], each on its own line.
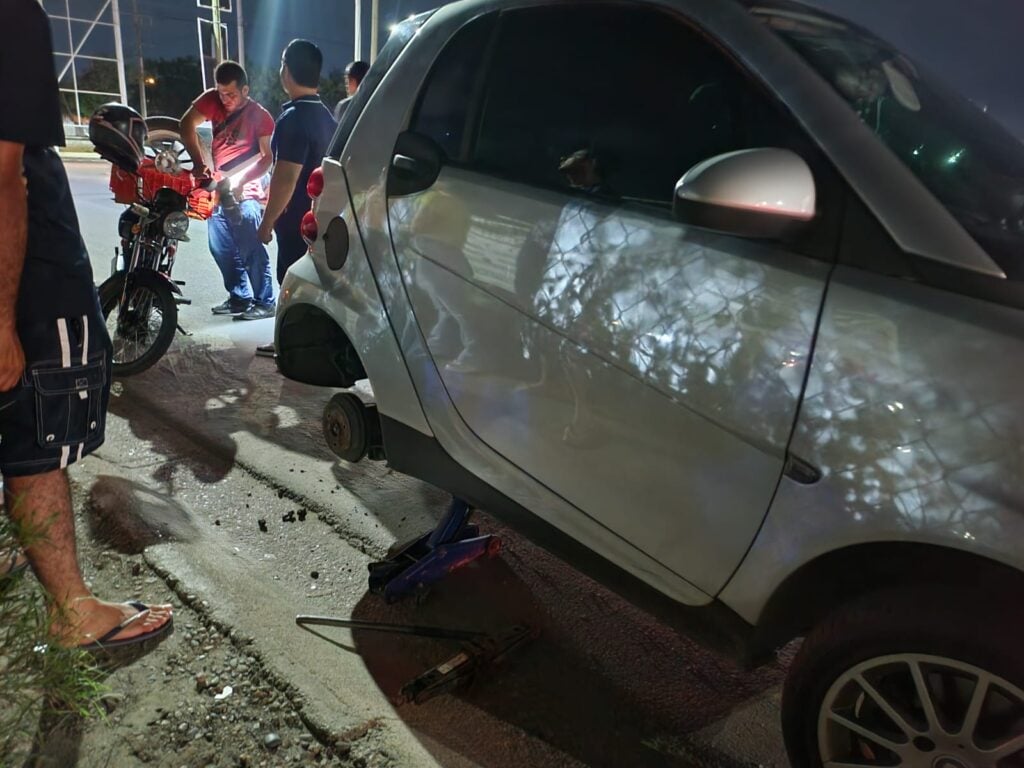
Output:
[388, 132, 443, 196]
[392, 154, 419, 173]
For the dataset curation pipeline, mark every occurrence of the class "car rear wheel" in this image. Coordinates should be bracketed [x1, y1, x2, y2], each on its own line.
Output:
[782, 588, 1024, 768]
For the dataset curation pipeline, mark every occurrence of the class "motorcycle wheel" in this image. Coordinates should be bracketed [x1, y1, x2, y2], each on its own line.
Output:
[98, 270, 178, 377]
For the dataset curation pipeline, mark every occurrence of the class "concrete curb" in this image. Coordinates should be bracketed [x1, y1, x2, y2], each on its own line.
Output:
[59, 151, 105, 163]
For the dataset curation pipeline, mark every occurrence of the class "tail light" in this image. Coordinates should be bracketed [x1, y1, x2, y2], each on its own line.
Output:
[300, 209, 318, 243]
[306, 167, 324, 199]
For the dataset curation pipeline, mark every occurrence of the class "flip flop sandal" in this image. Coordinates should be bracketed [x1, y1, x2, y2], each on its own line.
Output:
[0, 550, 29, 581]
[77, 601, 174, 654]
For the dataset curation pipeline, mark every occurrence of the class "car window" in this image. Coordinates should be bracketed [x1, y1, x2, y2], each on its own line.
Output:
[329, 12, 431, 159]
[465, 4, 800, 209]
[749, 2, 1024, 278]
[410, 14, 497, 163]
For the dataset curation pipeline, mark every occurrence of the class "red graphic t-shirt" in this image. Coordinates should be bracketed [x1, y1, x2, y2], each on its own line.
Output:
[193, 89, 275, 201]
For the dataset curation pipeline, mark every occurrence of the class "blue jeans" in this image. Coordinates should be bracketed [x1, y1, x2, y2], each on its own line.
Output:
[207, 199, 274, 306]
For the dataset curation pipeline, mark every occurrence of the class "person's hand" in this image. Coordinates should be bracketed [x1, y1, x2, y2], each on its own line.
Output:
[257, 220, 274, 245]
[0, 326, 25, 392]
[191, 162, 210, 182]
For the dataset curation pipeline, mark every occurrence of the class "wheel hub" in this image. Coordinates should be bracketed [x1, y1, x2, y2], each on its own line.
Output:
[326, 412, 352, 453]
[818, 653, 1024, 768]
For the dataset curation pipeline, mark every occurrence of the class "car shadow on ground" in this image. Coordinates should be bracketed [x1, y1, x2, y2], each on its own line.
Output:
[106, 338, 445, 541]
[327, 538, 785, 768]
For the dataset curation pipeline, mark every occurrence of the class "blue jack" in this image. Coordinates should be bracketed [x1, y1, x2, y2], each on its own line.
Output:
[368, 497, 502, 603]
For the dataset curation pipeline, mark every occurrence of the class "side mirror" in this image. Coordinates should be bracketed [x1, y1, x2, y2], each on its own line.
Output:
[673, 148, 815, 240]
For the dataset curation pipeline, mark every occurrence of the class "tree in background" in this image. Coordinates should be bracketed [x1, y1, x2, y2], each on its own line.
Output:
[248, 67, 345, 120]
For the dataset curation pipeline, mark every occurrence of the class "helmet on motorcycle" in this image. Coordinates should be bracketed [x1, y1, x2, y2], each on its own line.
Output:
[89, 103, 147, 173]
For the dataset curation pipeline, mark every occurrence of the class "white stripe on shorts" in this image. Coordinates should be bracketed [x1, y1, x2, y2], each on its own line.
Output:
[78, 314, 89, 399]
[56, 318, 71, 368]
[60, 445, 70, 469]
[80, 314, 89, 364]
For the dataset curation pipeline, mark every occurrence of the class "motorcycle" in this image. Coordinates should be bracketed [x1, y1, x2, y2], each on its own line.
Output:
[89, 105, 213, 376]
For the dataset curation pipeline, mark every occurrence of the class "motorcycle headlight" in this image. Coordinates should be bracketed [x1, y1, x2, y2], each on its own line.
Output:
[162, 211, 190, 241]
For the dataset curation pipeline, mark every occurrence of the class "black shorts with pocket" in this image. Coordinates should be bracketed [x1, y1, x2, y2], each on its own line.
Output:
[0, 295, 112, 478]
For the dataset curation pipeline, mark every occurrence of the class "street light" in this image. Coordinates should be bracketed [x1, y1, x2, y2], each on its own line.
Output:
[144, 75, 157, 86]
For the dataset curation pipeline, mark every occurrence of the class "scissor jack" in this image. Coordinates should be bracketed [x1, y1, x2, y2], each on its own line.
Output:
[295, 616, 538, 704]
[367, 497, 502, 603]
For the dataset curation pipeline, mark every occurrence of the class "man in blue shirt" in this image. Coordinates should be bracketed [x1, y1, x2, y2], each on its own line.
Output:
[257, 39, 336, 356]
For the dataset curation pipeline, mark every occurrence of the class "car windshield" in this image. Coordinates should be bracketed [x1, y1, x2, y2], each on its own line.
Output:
[748, 2, 1024, 277]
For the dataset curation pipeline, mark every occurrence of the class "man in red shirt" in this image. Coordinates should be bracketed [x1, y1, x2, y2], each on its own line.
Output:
[181, 61, 276, 320]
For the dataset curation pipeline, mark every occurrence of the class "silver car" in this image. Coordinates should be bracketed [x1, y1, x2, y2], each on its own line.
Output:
[275, 0, 1024, 764]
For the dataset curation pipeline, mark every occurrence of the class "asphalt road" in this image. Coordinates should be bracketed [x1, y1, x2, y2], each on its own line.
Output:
[66, 159, 791, 768]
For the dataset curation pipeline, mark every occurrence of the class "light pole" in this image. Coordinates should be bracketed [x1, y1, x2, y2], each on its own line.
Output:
[354, 0, 362, 61]
[236, 0, 245, 67]
[131, 0, 147, 118]
[370, 0, 379, 61]
[211, 0, 224, 62]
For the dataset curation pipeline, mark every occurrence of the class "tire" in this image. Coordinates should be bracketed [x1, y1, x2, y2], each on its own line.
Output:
[782, 586, 1024, 768]
[144, 123, 195, 175]
[98, 270, 178, 377]
[322, 393, 368, 462]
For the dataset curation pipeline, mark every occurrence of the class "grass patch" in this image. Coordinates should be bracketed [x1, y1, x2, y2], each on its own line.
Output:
[0, 517, 109, 767]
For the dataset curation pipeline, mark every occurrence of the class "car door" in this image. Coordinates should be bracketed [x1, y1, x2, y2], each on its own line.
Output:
[385, 2, 840, 595]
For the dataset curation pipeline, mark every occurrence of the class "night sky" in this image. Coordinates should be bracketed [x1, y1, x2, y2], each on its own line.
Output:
[61, 0, 1024, 139]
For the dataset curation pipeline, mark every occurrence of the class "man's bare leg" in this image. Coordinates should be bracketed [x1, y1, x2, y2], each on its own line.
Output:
[4, 468, 171, 646]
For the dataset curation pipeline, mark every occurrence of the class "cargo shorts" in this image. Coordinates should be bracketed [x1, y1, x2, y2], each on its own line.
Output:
[0, 298, 112, 478]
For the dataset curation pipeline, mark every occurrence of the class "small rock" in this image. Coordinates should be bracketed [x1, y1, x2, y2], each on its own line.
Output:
[310, 571, 319, 580]
[282, 510, 296, 523]
[335, 741, 351, 757]
[131, 562, 142, 576]
[263, 733, 282, 751]
[195, 674, 208, 692]
[297, 510, 307, 521]
[214, 519, 221, 526]
[258, 519, 268, 533]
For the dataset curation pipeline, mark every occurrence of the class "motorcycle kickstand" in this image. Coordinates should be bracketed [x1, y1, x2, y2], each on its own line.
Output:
[176, 323, 193, 337]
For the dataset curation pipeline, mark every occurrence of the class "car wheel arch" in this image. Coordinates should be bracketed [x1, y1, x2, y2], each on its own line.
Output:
[276, 303, 367, 388]
[748, 541, 1024, 657]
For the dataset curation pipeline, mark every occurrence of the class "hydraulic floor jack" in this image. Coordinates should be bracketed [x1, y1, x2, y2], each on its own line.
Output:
[367, 497, 503, 603]
[295, 496, 537, 701]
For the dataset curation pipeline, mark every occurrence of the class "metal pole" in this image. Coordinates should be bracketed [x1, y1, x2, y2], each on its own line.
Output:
[131, 0, 146, 118]
[110, 0, 129, 103]
[370, 0, 378, 62]
[211, 0, 224, 62]
[63, 0, 82, 128]
[235, 0, 245, 67]
[353, 0, 362, 61]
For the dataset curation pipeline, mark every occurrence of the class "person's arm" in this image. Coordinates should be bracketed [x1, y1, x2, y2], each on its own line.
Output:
[0, 141, 27, 391]
[232, 134, 273, 190]
[180, 102, 212, 179]
[258, 160, 303, 244]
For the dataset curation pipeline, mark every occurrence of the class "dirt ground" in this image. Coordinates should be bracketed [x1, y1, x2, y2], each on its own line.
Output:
[7, 480, 397, 768]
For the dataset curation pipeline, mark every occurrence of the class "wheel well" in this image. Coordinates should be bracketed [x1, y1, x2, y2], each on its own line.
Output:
[751, 542, 1024, 656]
[276, 304, 366, 388]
